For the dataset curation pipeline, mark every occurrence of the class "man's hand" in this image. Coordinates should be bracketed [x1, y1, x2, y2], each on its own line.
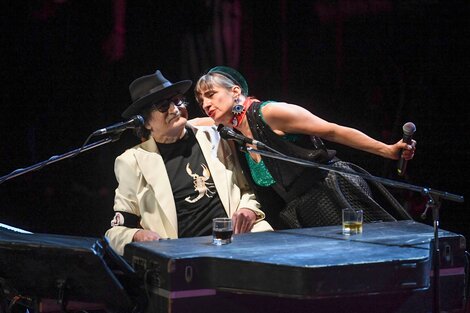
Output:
[133, 229, 160, 242]
[232, 208, 257, 234]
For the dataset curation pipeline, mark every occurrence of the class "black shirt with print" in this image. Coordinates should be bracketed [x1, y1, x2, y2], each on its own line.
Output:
[157, 129, 227, 237]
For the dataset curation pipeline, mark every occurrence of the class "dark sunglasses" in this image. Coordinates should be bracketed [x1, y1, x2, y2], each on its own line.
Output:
[153, 97, 187, 113]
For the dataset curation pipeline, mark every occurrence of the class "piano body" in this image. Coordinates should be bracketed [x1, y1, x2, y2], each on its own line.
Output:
[124, 220, 467, 313]
[0, 224, 136, 313]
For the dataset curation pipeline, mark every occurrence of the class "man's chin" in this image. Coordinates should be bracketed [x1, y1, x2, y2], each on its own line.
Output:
[170, 116, 189, 127]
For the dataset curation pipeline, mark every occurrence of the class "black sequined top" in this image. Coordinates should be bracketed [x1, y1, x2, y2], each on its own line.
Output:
[242, 101, 337, 203]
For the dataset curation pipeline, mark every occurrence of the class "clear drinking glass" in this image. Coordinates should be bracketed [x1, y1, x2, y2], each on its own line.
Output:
[342, 208, 363, 235]
[212, 217, 233, 245]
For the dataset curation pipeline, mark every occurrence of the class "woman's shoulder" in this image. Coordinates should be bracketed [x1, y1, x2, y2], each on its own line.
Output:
[258, 100, 292, 112]
[258, 101, 293, 120]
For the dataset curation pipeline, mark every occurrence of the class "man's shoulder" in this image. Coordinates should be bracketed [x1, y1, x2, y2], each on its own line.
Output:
[117, 138, 153, 160]
[187, 117, 215, 127]
[190, 124, 220, 140]
[115, 147, 137, 165]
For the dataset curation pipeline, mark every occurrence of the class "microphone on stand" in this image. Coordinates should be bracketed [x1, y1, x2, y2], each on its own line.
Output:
[217, 125, 267, 149]
[93, 115, 144, 136]
[397, 122, 416, 176]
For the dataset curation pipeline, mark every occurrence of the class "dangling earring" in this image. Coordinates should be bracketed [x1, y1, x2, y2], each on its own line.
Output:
[232, 97, 244, 115]
[231, 97, 244, 127]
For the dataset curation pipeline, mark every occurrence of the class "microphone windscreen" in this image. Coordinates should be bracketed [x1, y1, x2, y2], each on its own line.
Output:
[218, 126, 232, 140]
[402, 122, 416, 136]
[132, 115, 144, 127]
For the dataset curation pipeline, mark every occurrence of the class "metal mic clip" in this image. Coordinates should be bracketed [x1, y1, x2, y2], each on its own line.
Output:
[420, 206, 430, 220]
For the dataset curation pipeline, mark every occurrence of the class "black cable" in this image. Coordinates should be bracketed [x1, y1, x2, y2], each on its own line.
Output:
[465, 251, 470, 313]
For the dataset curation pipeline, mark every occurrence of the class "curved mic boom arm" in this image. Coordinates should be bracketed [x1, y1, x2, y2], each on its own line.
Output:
[244, 146, 464, 203]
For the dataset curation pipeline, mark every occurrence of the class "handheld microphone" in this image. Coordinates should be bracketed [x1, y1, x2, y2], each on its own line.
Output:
[93, 115, 144, 135]
[217, 125, 266, 149]
[397, 122, 416, 176]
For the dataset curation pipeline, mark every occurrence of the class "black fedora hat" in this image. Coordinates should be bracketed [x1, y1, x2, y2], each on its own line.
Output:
[122, 70, 192, 118]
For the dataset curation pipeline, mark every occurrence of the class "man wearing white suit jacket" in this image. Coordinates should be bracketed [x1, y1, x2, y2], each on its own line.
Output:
[105, 70, 272, 255]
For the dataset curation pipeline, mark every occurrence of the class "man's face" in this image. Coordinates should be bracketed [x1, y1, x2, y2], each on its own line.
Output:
[145, 95, 188, 141]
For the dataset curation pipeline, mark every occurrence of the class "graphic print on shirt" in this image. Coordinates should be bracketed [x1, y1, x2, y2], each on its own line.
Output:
[185, 163, 217, 203]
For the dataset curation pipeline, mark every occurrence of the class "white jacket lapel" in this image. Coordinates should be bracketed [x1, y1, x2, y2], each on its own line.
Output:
[194, 127, 232, 215]
[135, 138, 178, 236]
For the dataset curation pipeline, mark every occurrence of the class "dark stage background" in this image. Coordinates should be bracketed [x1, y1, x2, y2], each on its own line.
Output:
[1, 1, 468, 247]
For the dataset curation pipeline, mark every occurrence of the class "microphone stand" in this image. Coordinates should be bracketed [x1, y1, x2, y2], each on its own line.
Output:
[420, 192, 442, 313]
[0, 132, 123, 185]
[244, 146, 463, 203]
[244, 145, 464, 313]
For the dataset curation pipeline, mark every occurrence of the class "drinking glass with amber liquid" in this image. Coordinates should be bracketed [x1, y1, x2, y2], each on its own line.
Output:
[342, 208, 363, 235]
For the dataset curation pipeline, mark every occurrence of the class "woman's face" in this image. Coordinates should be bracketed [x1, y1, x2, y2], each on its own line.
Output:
[199, 85, 237, 125]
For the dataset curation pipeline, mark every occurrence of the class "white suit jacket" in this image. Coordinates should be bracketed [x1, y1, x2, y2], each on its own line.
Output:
[105, 125, 272, 254]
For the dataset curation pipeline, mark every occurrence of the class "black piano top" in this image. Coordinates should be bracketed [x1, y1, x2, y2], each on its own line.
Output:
[125, 220, 463, 268]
